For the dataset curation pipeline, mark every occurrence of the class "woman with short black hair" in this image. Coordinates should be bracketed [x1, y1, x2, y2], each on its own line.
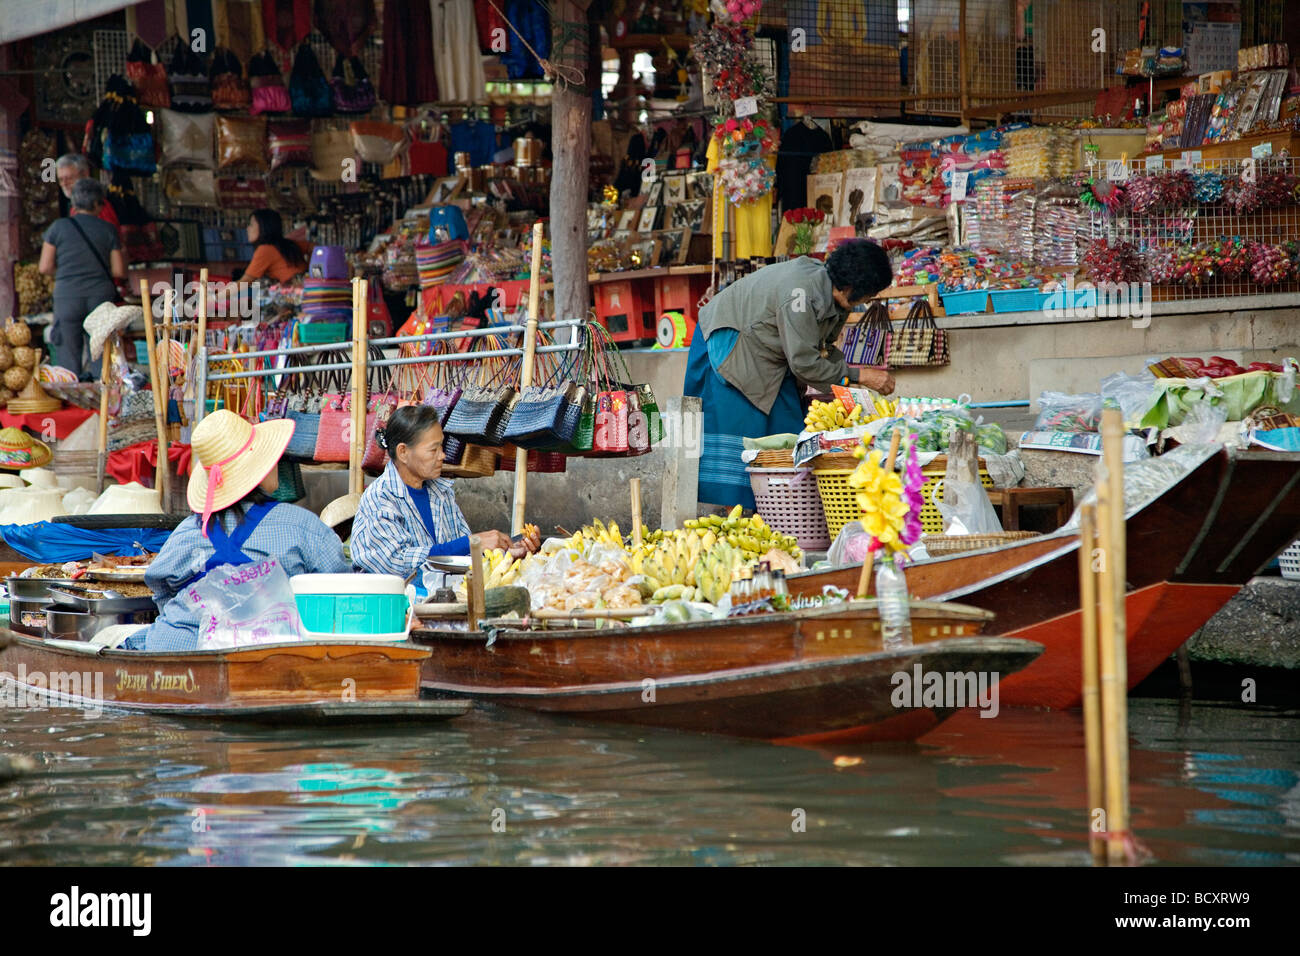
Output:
[683, 240, 897, 510]
[350, 406, 537, 595]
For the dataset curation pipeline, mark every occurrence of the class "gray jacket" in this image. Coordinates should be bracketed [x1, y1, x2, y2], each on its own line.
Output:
[698, 257, 850, 414]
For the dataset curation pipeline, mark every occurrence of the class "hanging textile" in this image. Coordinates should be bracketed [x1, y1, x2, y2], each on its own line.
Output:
[500, 0, 549, 81]
[314, 0, 376, 56]
[213, 0, 266, 65]
[126, 0, 169, 48]
[186, 0, 216, 50]
[473, 0, 506, 54]
[707, 135, 773, 260]
[262, 0, 313, 50]
[380, 0, 438, 106]
[432, 0, 487, 104]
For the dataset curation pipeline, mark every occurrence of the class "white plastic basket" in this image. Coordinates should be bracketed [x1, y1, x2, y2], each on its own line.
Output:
[1280, 539, 1300, 581]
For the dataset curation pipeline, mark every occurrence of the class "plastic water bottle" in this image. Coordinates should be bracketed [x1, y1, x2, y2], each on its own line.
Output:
[875, 551, 913, 649]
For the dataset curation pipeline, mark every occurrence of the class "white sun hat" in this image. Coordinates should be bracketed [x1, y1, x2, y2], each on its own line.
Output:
[86, 482, 163, 516]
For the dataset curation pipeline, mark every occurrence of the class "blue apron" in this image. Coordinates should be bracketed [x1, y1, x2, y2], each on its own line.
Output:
[181, 501, 279, 590]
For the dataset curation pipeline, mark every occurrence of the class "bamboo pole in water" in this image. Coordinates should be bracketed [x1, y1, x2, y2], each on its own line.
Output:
[467, 535, 486, 630]
[1078, 503, 1105, 865]
[140, 279, 170, 507]
[856, 429, 902, 598]
[1101, 408, 1131, 863]
[512, 221, 546, 535]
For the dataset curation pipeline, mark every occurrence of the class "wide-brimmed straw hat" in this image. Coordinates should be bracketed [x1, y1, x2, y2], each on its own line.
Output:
[84, 302, 143, 361]
[0, 428, 54, 470]
[187, 410, 295, 535]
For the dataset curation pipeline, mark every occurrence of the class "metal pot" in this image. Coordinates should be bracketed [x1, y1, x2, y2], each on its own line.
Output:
[44, 607, 154, 642]
[10, 597, 54, 637]
[7, 577, 76, 601]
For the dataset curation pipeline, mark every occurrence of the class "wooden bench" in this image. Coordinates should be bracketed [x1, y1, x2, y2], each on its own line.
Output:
[986, 486, 1075, 532]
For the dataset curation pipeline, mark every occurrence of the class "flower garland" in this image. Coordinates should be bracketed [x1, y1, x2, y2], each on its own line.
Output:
[847, 442, 925, 554]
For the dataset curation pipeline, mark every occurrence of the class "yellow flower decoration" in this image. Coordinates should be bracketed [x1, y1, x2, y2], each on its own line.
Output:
[848, 444, 909, 553]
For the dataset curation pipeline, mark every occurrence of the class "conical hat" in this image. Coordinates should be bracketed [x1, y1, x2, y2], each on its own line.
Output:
[86, 481, 163, 516]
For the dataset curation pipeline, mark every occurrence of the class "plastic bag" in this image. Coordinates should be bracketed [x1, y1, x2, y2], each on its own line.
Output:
[1101, 370, 1158, 429]
[976, 423, 1007, 454]
[185, 558, 305, 650]
[1034, 391, 1102, 432]
[1167, 399, 1228, 445]
[827, 520, 872, 566]
[934, 476, 1002, 535]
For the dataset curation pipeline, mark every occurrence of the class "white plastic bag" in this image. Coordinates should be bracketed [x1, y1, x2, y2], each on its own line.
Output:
[185, 558, 305, 650]
[827, 520, 872, 566]
[934, 477, 1002, 535]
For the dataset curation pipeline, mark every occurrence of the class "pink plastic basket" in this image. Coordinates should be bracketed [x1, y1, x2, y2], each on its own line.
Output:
[748, 466, 832, 551]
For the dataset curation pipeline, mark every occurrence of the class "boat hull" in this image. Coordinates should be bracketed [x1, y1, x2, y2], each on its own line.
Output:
[0, 630, 469, 724]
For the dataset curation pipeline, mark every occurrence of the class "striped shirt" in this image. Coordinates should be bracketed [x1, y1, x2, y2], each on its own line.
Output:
[351, 459, 471, 593]
[128, 503, 350, 652]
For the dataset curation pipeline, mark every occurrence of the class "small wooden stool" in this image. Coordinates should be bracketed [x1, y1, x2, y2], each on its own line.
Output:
[986, 486, 1075, 532]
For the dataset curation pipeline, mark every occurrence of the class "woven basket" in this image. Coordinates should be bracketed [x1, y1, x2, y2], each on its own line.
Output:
[923, 531, 1041, 557]
[813, 455, 995, 538]
[753, 448, 795, 468]
[442, 443, 499, 479]
[748, 466, 830, 550]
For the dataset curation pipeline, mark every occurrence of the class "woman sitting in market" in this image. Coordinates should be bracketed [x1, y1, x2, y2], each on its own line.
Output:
[351, 406, 538, 596]
[237, 208, 307, 284]
[683, 239, 897, 511]
[119, 409, 350, 651]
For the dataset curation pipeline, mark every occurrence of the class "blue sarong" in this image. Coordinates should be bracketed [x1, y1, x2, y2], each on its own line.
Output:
[683, 328, 804, 510]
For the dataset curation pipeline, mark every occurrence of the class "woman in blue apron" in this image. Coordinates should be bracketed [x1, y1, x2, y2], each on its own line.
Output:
[683, 241, 897, 510]
[351, 405, 537, 599]
[122, 409, 350, 651]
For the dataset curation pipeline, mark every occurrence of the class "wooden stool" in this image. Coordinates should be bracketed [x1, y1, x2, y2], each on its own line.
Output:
[986, 486, 1075, 531]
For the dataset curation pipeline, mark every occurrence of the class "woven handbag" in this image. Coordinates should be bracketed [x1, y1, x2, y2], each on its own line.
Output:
[269, 457, 306, 502]
[887, 298, 949, 368]
[443, 385, 518, 447]
[502, 382, 586, 449]
[844, 300, 890, 366]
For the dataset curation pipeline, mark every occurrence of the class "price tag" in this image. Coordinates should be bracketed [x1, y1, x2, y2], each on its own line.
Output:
[1251, 142, 1274, 159]
[734, 96, 758, 118]
[951, 171, 970, 201]
[1106, 159, 1130, 181]
[1144, 155, 1165, 171]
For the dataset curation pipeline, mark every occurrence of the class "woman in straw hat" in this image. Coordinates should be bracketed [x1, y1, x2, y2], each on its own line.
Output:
[119, 410, 349, 652]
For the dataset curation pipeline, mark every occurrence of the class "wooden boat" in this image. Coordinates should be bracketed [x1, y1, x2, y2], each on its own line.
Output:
[0, 628, 469, 725]
[413, 600, 1044, 743]
[790, 445, 1300, 709]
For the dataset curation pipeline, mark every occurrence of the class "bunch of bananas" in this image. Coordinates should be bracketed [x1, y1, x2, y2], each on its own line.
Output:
[482, 549, 525, 588]
[869, 395, 899, 419]
[805, 399, 865, 433]
[563, 517, 623, 552]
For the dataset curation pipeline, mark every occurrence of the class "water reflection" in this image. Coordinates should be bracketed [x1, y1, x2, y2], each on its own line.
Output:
[0, 698, 1296, 865]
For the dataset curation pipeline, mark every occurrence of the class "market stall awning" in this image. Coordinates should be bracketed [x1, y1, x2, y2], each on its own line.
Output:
[0, 0, 133, 45]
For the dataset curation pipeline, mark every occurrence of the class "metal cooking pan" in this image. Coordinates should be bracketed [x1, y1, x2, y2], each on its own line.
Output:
[46, 587, 157, 615]
[7, 577, 78, 601]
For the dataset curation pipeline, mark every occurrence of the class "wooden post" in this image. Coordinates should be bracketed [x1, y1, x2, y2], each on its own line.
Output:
[549, 0, 593, 323]
[856, 430, 902, 599]
[1078, 503, 1105, 865]
[512, 221, 545, 534]
[467, 534, 486, 630]
[140, 279, 170, 506]
[630, 477, 643, 548]
[350, 277, 369, 497]
[96, 346, 111, 494]
[1100, 407, 1130, 863]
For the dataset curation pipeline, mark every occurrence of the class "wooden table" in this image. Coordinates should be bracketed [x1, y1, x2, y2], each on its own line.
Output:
[986, 486, 1075, 532]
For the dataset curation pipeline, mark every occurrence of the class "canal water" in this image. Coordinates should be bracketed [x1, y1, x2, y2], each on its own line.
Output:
[1, 698, 1296, 866]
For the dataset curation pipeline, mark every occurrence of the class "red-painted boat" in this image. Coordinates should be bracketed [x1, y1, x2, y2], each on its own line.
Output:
[789, 445, 1300, 709]
[413, 600, 1043, 743]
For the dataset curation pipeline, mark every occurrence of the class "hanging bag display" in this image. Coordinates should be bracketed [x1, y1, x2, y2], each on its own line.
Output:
[167, 41, 212, 113]
[331, 53, 377, 114]
[288, 44, 334, 117]
[887, 298, 950, 368]
[210, 48, 251, 111]
[93, 76, 158, 176]
[125, 39, 171, 108]
[248, 50, 292, 115]
[442, 333, 519, 447]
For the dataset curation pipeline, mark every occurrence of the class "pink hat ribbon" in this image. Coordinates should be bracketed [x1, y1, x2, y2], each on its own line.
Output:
[201, 429, 256, 537]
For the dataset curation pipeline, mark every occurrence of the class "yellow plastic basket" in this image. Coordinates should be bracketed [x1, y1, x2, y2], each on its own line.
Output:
[813, 463, 995, 538]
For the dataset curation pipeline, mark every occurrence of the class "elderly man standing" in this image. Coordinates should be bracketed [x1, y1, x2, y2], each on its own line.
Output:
[56, 154, 121, 237]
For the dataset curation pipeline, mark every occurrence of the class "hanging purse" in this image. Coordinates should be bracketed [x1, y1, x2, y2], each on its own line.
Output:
[331, 53, 377, 114]
[887, 298, 950, 368]
[167, 41, 213, 113]
[288, 44, 334, 117]
[126, 39, 171, 108]
[248, 50, 292, 115]
[210, 48, 251, 111]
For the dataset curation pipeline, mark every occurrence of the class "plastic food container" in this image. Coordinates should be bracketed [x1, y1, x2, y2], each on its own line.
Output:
[290, 574, 410, 641]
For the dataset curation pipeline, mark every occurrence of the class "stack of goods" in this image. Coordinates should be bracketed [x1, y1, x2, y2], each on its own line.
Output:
[1238, 44, 1290, 73]
[1033, 184, 1086, 268]
[974, 178, 1034, 254]
[1003, 127, 1075, 179]
[898, 128, 1009, 209]
[416, 238, 469, 290]
[300, 275, 353, 322]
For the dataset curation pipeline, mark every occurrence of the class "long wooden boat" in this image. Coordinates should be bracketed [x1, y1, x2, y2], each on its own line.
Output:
[0, 628, 469, 725]
[790, 445, 1300, 709]
[413, 600, 1044, 743]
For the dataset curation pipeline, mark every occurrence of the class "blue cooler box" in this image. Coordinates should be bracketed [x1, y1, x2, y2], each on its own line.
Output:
[290, 574, 410, 641]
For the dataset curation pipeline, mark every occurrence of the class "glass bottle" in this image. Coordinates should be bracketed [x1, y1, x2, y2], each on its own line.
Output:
[875, 551, 913, 649]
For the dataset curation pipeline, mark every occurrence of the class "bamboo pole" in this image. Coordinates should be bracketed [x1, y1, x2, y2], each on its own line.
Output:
[1078, 503, 1105, 865]
[194, 267, 208, 428]
[467, 535, 486, 630]
[350, 277, 369, 497]
[511, 221, 546, 535]
[630, 477, 643, 548]
[95, 346, 111, 494]
[1101, 407, 1130, 863]
[139, 279, 170, 507]
[856, 429, 902, 599]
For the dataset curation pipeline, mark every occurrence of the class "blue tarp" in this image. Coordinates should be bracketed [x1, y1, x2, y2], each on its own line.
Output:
[0, 523, 170, 563]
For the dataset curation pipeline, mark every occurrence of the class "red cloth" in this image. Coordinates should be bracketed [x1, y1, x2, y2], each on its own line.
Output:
[379, 0, 437, 106]
[474, 0, 508, 53]
[262, 0, 313, 50]
[407, 141, 448, 177]
[106, 441, 192, 486]
[0, 406, 93, 440]
[420, 279, 534, 317]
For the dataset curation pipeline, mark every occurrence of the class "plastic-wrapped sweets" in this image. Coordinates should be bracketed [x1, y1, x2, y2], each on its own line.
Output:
[1004, 127, 1076, 179]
